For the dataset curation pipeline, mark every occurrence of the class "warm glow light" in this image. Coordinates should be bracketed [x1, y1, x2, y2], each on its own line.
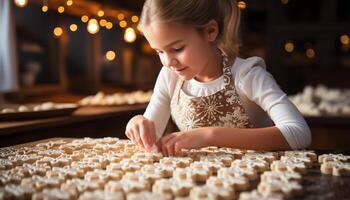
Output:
[87, 19, 99, 34]
[105, 22, 113, 29]
[99, 19, 107, 27]
[137, 25, 142, 32]
[58, 6, 65, 13]
[42, 5, 48, 12]
[281, 0, 289, 4]
[124, 27, 137, 43]
[53, 27, 63, 37]
[66, 0, 73, 6]
[15, 0, 28, 7]
[340, 35, 350, 45]
[117, 13, 125, 20]
[238, 1, 247, 10]
[70, 24, 78, 32]
[131, 16, 139, 23]
[341, 44, 350, 52]
[306, 48, 315, 58]
[81, 15, 89, 23]
[141, 42, 154, 54]
[106, 51, 116, 61]
[284, 41, 294, 53]
[119, 20, 127, 28]
[97, 10, 104, 17]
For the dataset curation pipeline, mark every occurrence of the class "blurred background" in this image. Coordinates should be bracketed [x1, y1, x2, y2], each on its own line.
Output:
[0, 0, 350, 148]
[1, 0, 350, 97]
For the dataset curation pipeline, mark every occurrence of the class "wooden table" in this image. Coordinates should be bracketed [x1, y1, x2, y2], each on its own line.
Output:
[0, 104, 146, 147]
[306, 116, 350, 150]
[1, 107, 350, 149]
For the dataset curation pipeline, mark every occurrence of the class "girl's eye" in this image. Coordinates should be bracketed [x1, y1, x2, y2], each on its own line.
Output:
[172, 46, 184, 53]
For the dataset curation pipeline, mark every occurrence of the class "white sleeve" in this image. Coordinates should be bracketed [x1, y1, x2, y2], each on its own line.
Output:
[238, 57, 311, 149]
[143, 67, 176, 140]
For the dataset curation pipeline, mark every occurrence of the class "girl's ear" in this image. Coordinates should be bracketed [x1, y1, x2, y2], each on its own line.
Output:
[204, 20, 219, 42]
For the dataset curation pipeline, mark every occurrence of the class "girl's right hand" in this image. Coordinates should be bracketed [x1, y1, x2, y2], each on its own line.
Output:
[125, 115, 157, 151]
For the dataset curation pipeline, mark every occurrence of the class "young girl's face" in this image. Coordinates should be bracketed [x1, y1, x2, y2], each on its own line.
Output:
[142, 21, 220, 82]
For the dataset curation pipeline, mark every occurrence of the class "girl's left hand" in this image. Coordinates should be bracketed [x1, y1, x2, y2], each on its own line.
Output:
[158, 128, 212, 156]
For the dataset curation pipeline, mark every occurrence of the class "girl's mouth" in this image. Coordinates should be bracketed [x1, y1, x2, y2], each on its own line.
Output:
[175, 67, 187, 72]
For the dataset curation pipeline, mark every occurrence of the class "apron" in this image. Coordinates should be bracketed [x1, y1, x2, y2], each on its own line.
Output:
[170, 53, 253, 131]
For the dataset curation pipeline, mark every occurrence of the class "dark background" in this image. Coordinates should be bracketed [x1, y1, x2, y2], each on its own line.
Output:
[11, 0, 350, 96]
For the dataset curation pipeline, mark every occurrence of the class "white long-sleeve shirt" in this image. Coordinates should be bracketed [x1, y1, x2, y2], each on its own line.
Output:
[144, 56, 311, 149]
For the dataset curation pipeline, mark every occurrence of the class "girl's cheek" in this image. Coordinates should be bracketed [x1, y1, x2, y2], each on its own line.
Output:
[159, 55, 166, 66]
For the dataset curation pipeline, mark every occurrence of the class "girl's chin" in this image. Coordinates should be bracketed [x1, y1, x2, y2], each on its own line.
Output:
[178, 74, 194, 81]
[174, 69, 194, 80]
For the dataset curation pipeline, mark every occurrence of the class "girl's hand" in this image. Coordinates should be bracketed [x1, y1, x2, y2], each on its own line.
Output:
[159, 128, 212, 156]
[125, 115, 157, 151]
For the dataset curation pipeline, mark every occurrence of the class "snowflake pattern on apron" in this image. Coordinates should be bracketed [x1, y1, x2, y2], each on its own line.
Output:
[170, 53, 253, 131]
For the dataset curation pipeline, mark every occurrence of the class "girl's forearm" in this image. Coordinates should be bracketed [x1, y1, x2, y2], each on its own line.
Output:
[206, 126, 291, 151]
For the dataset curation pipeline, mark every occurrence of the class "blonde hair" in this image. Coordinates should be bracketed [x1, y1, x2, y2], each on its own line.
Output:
[140, 0, 241, 59]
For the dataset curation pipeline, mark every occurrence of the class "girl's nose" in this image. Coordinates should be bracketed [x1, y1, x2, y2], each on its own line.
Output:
[163, 54, 178, 67]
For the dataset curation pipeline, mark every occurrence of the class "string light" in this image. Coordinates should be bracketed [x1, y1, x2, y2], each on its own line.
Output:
[42, 5, 48, 12]
[137, 25, 142, 32]
[117, 13, 125, 20]
[284, 41, 294, 53]
[14, 0, 28, 8]
[58, 6, 65, 13]
[53, 27, 63, 37]
[340, 35, 350, 45]
[124, 27, 136, 43]
[66, 0, 73, 6]
[99, 19, 107, 27]
[119, 20, 127, 28]
[97, 10, 105, 17]
[105, 22, 113, 30]
[70, 24, 78, 32]
[238, 1, 247, 10]
[81, 15, 89, 23]
[87, 19, 99, 34]
[306, 48, 315, 58]
[15, 0, 139, 41]
[131, 16, 139, 23]
[106, 51, 116, 61]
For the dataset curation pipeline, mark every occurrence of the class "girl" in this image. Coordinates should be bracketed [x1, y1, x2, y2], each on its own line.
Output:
[125, 0, 311, 156]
